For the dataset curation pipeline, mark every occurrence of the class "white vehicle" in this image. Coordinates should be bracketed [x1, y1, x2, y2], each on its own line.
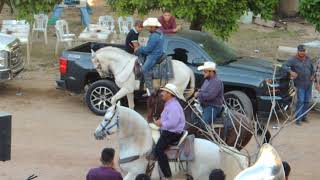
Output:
[0, 33, 24, 82]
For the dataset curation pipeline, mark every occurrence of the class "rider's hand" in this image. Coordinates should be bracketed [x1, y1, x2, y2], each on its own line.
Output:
[289, 71, 298, 79]
[194, 91, 199, 98]
[155, 119, 161, 127]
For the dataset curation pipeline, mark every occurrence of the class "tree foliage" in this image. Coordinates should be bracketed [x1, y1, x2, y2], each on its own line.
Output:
[1, 0, 61, 22]
[299, 0, 320, 32]
[107, 0, 279, 39]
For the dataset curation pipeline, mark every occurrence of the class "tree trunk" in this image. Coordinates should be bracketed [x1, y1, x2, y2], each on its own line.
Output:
[189, 16, 205, 31]
[0, 1, 5, 14]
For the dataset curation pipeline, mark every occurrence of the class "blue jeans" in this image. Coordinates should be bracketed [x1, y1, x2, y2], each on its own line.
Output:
[295, 86, 312, 122]
[51, 5, 90, 27]
[142, 54, 161, 93]
[202, 105, 222, 124]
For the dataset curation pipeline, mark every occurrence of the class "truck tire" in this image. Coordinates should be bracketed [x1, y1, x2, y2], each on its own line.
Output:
[224, 91, 254, 120]
[85, 80, 119, 116]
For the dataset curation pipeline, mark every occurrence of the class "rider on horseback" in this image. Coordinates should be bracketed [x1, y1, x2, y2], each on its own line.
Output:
[194, 62, 224, 125]
[135, 18, 164, 95]
[154, 83, 186, 178]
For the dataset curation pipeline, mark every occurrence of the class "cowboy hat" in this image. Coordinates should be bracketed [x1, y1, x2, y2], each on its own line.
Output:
[160, 83, 185, 101]
[143, 18, 162, 27]
[197, 61, 216, 71]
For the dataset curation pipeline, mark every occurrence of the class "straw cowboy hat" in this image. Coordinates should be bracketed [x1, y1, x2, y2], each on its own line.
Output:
[197, 61, 216, 71]
[143, 18, 162, 27]
[160, 83, 185, 101]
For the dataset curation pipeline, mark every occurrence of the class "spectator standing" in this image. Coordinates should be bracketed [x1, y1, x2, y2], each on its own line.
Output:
[282, 45, 314, 125]
[125, 20, 143, 54]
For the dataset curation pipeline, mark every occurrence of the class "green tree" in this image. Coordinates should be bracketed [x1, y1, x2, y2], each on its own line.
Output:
[299, 0, 320, 32]
[107, 0, 279, 39]
[0, 0, 61, 22]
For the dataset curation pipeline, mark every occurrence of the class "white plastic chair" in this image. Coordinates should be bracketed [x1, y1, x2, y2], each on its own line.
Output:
[55, 19, 75, 55]
[32, 13, 48, 44]
[118, 16, 130, 34]
[98, 16, 115, 32]
[125, 16, 134, 31]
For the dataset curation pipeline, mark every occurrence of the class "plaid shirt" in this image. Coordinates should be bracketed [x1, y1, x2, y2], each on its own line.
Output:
[316, 59, 320, 84]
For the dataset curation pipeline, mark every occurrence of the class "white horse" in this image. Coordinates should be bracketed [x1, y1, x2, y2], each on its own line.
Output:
[235, 143, 286, 180]
[91, 46, 195, 109]
[94, 105, 248, 180]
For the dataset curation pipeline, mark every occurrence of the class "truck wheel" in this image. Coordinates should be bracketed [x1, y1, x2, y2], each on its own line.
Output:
[85, 80, 119, 116]
[224, 91, 254, 120]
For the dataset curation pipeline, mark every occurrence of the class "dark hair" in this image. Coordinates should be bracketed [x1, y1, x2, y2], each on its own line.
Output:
[209, 169, 225, 180]
[135, 174, 150, 180]
[282, 161, 291, 177]
[163, 9, 171, 14]
[134, 20, 143, 27]
[100, 148, 115, 165]
[297, 44, 305, 51]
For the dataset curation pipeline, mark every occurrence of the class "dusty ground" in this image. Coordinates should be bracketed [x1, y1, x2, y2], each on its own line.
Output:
[1, 1, 320, 179]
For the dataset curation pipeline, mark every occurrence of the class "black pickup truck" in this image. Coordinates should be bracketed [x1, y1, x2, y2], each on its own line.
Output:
[56, 30, 294, 119]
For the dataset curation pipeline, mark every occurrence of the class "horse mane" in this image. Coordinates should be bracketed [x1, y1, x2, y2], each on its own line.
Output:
[95, 46, 137, 62]
[117, 106, 153, 155]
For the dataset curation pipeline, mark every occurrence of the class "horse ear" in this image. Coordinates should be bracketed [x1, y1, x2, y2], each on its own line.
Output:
[116, 101, 121, 106]
[91, 49, 96, 58]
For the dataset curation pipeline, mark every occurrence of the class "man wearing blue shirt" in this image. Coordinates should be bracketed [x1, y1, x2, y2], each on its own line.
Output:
[135, 18, 164, 95]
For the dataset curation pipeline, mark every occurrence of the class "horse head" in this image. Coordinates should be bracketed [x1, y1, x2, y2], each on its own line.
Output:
[234, 143, 285, 180]
[91, 49, 112, 78]
[146, 88, 165, 122]
[94, 104, 119, 140]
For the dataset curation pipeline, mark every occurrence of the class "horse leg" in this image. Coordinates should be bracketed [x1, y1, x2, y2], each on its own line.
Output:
[111, 87, 130, 105]
[127, 92, 135, 109]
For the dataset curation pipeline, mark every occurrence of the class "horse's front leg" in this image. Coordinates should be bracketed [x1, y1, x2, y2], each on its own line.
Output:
[127, 93, 135, 109]
[111, 87, 130, 105]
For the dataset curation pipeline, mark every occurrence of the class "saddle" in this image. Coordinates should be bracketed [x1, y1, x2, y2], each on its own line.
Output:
[134, 54, 174, 84]
[165, 131, 195, 161]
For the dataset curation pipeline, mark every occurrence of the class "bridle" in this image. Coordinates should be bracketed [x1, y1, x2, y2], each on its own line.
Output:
[99, 106, 120, 135]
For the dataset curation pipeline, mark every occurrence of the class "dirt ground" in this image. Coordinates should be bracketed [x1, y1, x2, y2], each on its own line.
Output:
[1, 2, 320, 180]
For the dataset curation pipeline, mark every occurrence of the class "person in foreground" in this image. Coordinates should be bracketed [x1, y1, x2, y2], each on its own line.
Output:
[282, 161, 291, 180]
[153, 83, 186, 179]
[135, 173, 151, 180]
[282, 45, 314, 125]
[209, 169, 226, 180]
[195, 61, 224, 125]
[86, 148, 122, 180]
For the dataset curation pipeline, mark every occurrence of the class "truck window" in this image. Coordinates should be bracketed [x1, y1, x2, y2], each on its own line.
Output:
[166, 40, 205, 64]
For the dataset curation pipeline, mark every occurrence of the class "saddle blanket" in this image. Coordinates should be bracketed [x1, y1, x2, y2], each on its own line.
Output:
[152, 56, 174, 81]
[165, 134, 195, 161]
